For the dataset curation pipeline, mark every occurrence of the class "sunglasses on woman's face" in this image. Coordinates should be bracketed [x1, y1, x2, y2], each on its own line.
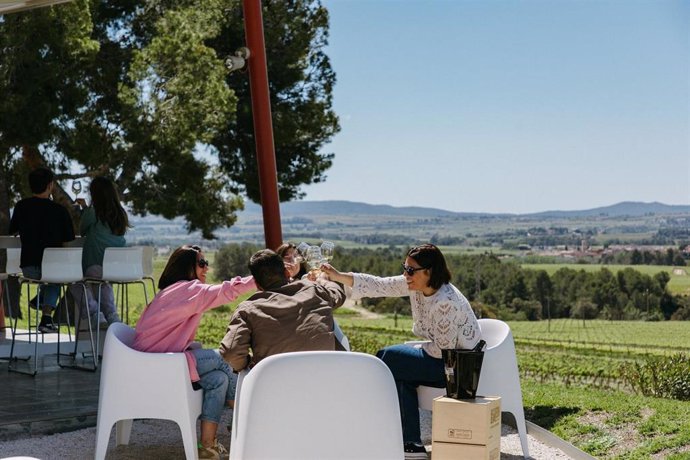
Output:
[401, 263, 426, 276]
[198, 259, 210, 268]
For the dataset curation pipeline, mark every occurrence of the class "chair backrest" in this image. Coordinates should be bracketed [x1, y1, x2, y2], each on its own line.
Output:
[102, 247, 144, 282]
[231, 351, 403, 460]
[1, 248, 21, 276]
[41, 248, 83, 283]
[140, 246, 155, 277]
[477, 318, 511, 350]
[99, 322, 198, 420]
[476, 318, 521, 402]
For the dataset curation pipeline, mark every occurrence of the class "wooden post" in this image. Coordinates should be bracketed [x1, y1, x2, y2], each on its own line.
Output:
[242, 0, 282, 250]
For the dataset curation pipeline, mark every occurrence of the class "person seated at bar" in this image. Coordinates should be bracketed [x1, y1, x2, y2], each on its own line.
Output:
[71, 176, 129, 327]
[131, 245, 255, 460]
[321, 244, 481, 460]
[9, 167, 75, 333]
[219, 249, 346, 372]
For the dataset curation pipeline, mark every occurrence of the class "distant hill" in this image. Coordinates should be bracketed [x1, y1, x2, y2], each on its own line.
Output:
[240, 200, 690, 219]
[240, 200, 483, 218]
[528, 201, 690, 218]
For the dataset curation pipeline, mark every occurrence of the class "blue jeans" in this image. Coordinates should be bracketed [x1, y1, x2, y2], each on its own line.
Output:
[376, 344, 445, 444]
[193, 348, 237, 424]
[68, 265, 117, 319]
[22, 266, 59, 309]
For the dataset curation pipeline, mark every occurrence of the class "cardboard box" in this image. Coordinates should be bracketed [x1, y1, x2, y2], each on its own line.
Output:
[432, 438, 501, 460]
[431, 396, 501, 446]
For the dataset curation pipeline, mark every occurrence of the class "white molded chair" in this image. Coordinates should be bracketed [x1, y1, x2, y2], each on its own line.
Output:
[74, 247, 148, 366]
[1, 248, 21, 321]
[101, 247, 148, 324]
[230, 351, 404, 460]
[95, 322, 202, 460]
[1, 247, 22, 357]
[413, 319, 530, 459]
[140, 245, 157, 295]
[9, 248, 87, 375]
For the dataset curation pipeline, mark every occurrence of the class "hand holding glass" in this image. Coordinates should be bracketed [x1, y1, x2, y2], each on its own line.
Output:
[320, 241, 335, 262]
[71, 180, 82, 199]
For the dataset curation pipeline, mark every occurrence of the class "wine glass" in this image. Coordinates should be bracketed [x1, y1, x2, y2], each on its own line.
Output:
[305, 246, 324, 276]
[320, 241, 335, 262]
[296, 242, 310, 257]
[71, 180, 82, 199]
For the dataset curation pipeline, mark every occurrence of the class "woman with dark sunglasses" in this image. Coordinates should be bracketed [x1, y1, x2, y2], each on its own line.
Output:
[322, 243, 480, 459]
[132, 245, 255, 460]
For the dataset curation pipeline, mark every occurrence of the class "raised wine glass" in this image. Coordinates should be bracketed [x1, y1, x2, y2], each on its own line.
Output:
[320, 241, 335, 262]
[296, 241, 310, 257]
[305, 246, 324, 277]
[71, 180, 82, 199]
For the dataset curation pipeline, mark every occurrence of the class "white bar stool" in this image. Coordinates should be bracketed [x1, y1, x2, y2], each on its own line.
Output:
[140, 246, 157, 296]
[73, 247, 149, 369]
[9, 248, 90, 375]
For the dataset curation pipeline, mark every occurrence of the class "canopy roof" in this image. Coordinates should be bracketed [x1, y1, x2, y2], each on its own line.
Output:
[0, 0, 71, 14]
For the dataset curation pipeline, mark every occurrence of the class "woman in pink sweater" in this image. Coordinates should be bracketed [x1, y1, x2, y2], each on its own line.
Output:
[132, 245, 255, 460]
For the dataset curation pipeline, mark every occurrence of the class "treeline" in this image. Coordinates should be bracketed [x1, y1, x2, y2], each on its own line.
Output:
[215, 244, 690, 321]
[601, 248, 687, 266]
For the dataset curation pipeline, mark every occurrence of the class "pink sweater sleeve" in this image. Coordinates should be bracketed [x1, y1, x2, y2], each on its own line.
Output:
[193, 276, 257, 312]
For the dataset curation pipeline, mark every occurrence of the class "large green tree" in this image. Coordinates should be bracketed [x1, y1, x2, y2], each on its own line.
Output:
[0, 0, 339, 238]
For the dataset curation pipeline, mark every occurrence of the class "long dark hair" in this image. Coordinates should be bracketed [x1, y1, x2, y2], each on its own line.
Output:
[158, 245, 202, 290]
[90, 176, 129, 236]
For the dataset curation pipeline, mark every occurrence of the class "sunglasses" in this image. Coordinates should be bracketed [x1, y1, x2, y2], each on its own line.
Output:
[198, 258, 210, 269]
[401, 263, 426, 276]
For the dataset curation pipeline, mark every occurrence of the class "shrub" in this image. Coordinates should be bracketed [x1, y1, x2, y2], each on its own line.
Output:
[363, 297, 411, 315]
[214, 242, 261, 279]
[619, 353, 690, 401]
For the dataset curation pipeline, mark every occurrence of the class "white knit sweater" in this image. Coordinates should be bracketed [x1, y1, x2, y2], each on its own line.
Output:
[351, 274, 481, 358]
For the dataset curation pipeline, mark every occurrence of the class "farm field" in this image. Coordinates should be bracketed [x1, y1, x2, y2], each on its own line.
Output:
[522, 263, 690, 295]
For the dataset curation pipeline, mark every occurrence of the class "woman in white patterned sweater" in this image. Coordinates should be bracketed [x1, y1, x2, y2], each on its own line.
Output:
[321, 244, 480, 459]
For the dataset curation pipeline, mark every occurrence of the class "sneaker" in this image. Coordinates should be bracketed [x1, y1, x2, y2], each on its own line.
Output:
[404, 442, 428, 460]
[198, 439, 229, 460]
[38, 316, 58, 333]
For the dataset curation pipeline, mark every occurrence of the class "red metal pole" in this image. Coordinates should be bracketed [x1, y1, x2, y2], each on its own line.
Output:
[242, 0, 282, 250]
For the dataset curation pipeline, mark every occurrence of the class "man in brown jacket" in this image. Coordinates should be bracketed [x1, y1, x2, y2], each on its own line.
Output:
[219, 249, 346, 372]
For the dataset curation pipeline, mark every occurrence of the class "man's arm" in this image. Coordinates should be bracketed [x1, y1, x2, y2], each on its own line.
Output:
[219, 307, 252, 372]
[316, 279, 346, 309]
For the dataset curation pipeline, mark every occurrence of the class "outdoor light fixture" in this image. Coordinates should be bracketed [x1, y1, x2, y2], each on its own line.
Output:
[225, 47, 250, 73]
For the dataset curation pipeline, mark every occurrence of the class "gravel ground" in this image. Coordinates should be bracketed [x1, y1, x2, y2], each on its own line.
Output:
[0, 409, 574, 459]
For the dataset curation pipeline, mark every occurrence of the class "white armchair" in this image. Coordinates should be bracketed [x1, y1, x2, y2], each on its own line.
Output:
[95, 322, 202, 460]
[230, 351, 403, 460]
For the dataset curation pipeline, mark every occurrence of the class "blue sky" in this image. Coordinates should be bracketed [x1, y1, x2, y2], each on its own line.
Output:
[301, 0, 690, 214]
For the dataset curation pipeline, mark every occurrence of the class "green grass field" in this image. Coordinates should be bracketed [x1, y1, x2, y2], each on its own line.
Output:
[522, 263, 690, 295]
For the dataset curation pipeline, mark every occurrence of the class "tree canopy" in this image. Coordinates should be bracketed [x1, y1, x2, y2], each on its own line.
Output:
[0, 0, 339, 238]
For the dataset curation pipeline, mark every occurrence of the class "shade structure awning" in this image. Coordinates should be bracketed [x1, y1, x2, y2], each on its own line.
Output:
[0, 0, 72, 14]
